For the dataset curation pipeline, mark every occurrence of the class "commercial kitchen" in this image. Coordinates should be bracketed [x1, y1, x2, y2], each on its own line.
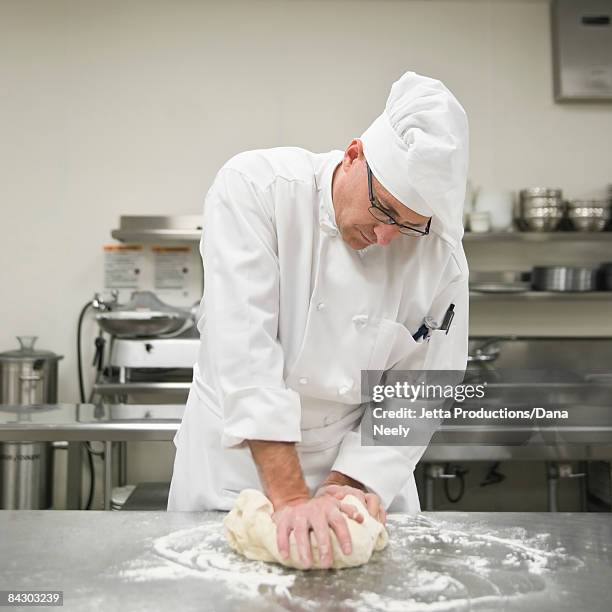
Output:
[2, 1, 612, 610]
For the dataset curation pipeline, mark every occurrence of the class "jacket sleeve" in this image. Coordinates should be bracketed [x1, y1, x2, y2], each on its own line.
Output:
[199, 166, 302, 448]
[330, 260, 469, 508]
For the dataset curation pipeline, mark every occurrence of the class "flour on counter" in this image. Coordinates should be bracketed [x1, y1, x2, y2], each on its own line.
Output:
[112, 515, 582, 610]
[341, 515, 582, 611]
[115, 523, 294, 599]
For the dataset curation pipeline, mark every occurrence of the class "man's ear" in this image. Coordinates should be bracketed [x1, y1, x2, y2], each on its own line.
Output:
[343, 138, 363, 168]
[354, 138, 365, 159]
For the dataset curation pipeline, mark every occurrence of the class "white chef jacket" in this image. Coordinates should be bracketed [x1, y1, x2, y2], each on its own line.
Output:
[167, 147, 469, 513]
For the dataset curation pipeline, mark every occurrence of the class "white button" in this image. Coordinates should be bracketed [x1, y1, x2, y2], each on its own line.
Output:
[316, 302, 326, 311]
[299, 377, 309, 385]
[338, 380, 353, 396]
[352, 314, 369, 329]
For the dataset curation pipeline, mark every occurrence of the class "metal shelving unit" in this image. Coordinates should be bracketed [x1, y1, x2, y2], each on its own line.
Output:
[464, 231, 612, 242]
[470, 291, 612, 300]
[110, 218, 612, 244]
[111, 215, 202, 243]
[92, 381, 191, 395]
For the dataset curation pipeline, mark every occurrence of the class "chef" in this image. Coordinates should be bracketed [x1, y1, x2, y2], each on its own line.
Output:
[168, 71, 470, 569]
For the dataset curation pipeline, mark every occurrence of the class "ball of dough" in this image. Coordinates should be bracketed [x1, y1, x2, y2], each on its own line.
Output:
[224, 489, 388, 570]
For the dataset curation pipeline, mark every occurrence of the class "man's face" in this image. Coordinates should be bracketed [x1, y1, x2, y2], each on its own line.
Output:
[331, 139, 430, 250]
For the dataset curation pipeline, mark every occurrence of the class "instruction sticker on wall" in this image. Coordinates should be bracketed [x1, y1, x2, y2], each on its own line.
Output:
[153, 246, 199, 300]
[103, 245, 144, 289]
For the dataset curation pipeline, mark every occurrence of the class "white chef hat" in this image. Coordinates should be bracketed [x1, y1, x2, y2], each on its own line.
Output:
[361, 71, 469, 246]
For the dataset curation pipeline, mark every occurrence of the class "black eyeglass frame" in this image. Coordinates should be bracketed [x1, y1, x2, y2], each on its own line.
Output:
[366, 162, 431, 237]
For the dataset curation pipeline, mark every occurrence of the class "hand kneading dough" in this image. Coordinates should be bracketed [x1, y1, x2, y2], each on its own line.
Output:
[224, 489, 388, 570]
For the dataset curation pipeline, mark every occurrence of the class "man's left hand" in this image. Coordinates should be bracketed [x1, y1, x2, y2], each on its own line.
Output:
[315, 483, 386, 525]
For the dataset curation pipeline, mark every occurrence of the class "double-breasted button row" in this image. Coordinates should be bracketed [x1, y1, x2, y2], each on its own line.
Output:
[297, 376, 354, 397]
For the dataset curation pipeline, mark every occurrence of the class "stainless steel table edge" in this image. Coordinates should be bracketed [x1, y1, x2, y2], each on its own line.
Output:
[0, 422, 180, 442]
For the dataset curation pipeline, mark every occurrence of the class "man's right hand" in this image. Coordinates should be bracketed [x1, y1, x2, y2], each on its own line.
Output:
[272, 495, 364, 569]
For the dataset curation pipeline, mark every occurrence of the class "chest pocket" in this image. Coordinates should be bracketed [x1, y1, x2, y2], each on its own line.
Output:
[368, 318, 429, 372]
[422, 329, 451, 370]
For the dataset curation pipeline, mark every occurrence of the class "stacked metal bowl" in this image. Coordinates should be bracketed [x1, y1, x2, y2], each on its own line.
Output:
[567, 200, 610, 231]
[518, 188, 564, 231]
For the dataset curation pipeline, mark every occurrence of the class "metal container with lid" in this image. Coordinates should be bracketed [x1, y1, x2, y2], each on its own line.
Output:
[0, 336, 63, 404]
[0, 336, 62, 509]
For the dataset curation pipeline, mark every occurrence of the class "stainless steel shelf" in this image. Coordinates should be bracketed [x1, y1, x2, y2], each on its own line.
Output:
[111, 215, 202, 243]
[470, 291, 612, 300]
[111, 229, 201, 242]
[110, 219, 611, 243]
[464, 231, 612, 242]
[114, 230, 611, 243]
[93, 382, 191, 394]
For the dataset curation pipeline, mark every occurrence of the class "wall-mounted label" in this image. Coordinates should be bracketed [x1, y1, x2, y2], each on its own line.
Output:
[103, 245, 144, 289]
[153, 246, 193, 290]
[102, 243, 201, 307]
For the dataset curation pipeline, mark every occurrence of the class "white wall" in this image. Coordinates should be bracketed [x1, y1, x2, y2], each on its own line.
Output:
[2, 0, 611, 403]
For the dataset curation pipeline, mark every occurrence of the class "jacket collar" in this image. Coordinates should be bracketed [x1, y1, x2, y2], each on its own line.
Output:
[314, 150, 343, 231]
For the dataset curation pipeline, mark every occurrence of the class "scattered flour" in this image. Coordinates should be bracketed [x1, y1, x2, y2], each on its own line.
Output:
[348, 514, 583, 610]
[111, 514, 582, 610]
[116, 523, 294, 599]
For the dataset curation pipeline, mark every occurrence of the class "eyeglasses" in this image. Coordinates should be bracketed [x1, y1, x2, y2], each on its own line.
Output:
[366, 162, 431, 237]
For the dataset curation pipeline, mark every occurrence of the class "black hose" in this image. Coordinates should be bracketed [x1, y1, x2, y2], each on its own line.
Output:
[77, 301, 93, 404]
[443, 463, 467, 503]
[77, 300, 96, 510]
[84, 443, 95, 510]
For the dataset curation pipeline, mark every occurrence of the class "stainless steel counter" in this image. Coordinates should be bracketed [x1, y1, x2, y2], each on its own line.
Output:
[1, 510, 611, 611]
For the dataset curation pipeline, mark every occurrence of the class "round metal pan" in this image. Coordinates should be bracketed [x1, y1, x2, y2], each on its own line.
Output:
[531, 266, 596, 292]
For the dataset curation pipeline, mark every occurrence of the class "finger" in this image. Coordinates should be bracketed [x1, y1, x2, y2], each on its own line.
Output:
[333, 487, 366, 504]
[339, 501, 364, 524]
[365, 493, 380, 519]
[316, 484, 337, 498]
[329, 510, 352, 556]
[378, 505, 387, 525]
[293, 517, 312, 569]
[353, 488, 368, 502]
[331, 486, 350, 499]
[310, 515, 333, 569]
[275, 519, 291, 560]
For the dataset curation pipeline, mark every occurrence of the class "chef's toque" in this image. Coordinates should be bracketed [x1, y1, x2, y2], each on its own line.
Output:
[360, 71, 469, 246]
